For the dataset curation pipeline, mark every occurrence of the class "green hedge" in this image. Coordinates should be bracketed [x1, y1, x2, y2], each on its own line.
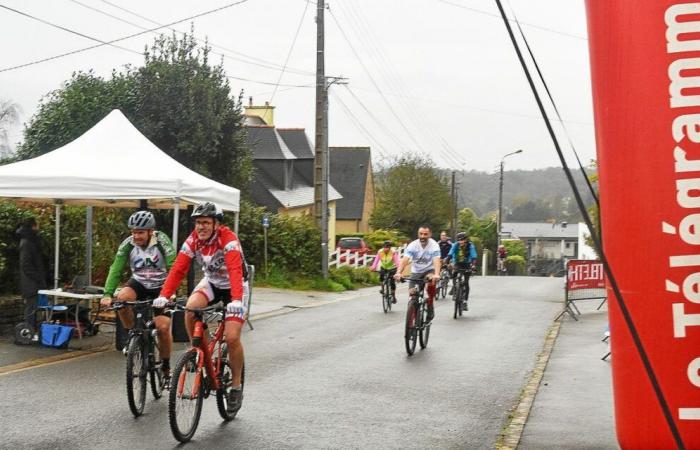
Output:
[506, 255, 526, 275]
[236, 200, 321, 277]
[0, 199, 325, 294]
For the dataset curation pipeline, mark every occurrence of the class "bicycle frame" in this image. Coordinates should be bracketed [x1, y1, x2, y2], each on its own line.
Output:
[179, 310, 227, 396]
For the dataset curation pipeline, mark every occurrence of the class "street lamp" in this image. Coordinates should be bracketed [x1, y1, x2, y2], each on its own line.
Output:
[497, 149, 523, 249]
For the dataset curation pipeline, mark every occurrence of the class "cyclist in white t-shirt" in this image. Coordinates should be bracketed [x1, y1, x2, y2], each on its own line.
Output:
[394, 226, 442, 321]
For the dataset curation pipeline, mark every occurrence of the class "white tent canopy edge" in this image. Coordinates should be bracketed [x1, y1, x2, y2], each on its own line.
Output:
[0, 110, 241, 287]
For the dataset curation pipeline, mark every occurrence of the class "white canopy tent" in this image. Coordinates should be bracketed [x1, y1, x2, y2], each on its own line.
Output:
[0, 109, 240, 286]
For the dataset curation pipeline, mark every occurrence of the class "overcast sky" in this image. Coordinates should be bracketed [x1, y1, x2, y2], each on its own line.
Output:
[0, 0, 593, 172]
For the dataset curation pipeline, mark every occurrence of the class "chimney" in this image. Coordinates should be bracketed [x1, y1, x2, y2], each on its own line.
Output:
[243, 100, 276, 126]
[561, 221, 568, 228]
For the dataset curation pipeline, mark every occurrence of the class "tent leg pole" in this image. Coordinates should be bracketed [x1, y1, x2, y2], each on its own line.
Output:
[234, 211, 239, 234]
[172, 199, 180, 247]
[86, 206, 93, 286]
[54, 203, 61, 289]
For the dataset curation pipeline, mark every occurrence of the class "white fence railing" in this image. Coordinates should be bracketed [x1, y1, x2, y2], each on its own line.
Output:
[329, 245, 408, 269]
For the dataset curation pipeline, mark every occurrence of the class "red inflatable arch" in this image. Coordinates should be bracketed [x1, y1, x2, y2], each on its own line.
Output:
[586, 1, 700, 447]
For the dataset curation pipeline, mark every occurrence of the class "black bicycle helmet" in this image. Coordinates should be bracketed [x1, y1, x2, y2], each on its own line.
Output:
[456, 232, 467, 241]
[127, 210, 156, 230]
[383, 240, 392, 247]
[191, 202, 223, 221]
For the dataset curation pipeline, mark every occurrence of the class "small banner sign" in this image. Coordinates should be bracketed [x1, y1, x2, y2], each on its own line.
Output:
[566, 260, 605, 291]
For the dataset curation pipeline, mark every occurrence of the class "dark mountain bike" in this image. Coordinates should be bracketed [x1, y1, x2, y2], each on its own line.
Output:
[402, 276, 432, 355]
[110, 300, 166, 417]
[452, 268, 471, 319]
[168, 304, 244, 443]
[437, 265, 450, 299]
[381, 272, 393, 313]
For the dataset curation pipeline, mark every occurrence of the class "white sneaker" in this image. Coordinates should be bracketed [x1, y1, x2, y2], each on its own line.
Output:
[31, 334, 39, 342]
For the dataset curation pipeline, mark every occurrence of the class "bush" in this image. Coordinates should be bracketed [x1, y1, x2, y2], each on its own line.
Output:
[364, 229, 410, 251]
[330, 266, 356, 290]
[506, 255, 526, 275]
[503, 239, 526, 259]
[310, 277, 346, 292]
[350, 266, 378, 285]
[237, 200, 321, 277]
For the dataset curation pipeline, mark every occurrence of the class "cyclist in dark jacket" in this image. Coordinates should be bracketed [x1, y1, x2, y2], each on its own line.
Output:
[17, 217, 47, 333]
[438, 231, 452, 260]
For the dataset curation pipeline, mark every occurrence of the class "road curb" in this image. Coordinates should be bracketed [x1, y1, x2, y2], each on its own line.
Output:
[0, 344, 112, 377]
[496, 318, 562, 449]
[0, 291, 366, 374]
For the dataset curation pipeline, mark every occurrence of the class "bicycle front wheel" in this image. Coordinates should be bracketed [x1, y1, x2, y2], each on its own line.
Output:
[404, 300, 418, 355]
[126, 336, 147, 417]
[149, 332, 164, 399]
[169, 349, 204, 443]
[419, 304, 431, 349]
[440, 274, 448, 299]
[382, 282, 391, 313]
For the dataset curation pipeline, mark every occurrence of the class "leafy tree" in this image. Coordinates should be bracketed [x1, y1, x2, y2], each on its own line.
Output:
[15, 30, 251, 193]
[502, 239, 526, 258]
[370, 153, 452, 238]
[507, 199, 553, 221]
[0, 99, 20, 159]
[456, 207, 478, 233]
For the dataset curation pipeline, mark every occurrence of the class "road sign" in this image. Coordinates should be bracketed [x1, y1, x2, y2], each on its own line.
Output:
[262, 215, 270, 229]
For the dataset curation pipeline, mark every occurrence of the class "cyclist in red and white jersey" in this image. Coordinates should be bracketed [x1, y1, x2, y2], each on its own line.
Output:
[154, 202, 247, 413]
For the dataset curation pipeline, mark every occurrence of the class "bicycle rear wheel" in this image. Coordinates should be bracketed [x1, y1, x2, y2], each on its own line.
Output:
[404, 300, 418, 355]
[440, 273, 448, 299]
[419, 304, 431, 349]
[126, 336, 147, 417]
[215, 343, 245, 421]
[169, 349, 204, 443]
[149, 333, 164, 399]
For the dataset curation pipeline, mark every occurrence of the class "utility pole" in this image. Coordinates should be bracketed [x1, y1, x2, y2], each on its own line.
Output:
[497, 160, 504, 249]
[451, 171, 457, 238]
[497, 149, 523, 248]
[314, 0, 327, 277]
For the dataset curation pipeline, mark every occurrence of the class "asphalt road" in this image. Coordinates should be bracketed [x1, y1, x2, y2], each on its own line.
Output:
[0, 276, 563, 449]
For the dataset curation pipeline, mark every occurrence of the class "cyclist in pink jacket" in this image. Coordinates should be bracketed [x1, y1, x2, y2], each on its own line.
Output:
[370, 240, 400, 303]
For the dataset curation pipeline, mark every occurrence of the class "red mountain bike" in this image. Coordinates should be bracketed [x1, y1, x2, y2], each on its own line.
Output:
[167, 303, 244, 443]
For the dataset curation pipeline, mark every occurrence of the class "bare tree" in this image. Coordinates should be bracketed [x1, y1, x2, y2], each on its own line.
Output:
[0, 99, 21, 158]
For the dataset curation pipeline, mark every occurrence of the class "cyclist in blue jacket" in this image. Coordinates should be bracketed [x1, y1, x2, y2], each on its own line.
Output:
[446, 232, 477, 304]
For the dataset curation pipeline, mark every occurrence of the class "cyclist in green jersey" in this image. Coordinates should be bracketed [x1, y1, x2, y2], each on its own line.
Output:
[100, 211, 177, 377]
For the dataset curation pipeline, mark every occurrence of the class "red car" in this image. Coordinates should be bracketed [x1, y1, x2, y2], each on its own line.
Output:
[336, 237, 369, 264]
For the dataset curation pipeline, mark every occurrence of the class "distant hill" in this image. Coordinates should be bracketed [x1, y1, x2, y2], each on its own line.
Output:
[447, 167, 597, 221]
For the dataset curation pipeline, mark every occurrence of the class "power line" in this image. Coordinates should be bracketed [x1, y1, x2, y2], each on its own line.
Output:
[97, 0, 315, 76]
[0, 0, 250, 74]
[327, 7, 432, 159]
[0, 3, 141, 55]
[226, 75, 313, 88]
[330, 90, 391, 159]
[269, 0, 310, 103]
[342, 86, 409, 152]
[333, 2, 463, 167]
[436, 0, 586, 41]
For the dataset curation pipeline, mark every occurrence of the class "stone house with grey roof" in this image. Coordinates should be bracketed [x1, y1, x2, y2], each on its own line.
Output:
[329, 147, 375, 234]
[244, 101, 343, 245]
[501, 221, 597, 275]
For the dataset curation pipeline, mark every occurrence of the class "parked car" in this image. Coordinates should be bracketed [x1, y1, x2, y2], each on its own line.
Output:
[336, 237, 369, 264]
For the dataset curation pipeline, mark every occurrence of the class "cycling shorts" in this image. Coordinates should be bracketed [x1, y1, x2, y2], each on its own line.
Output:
[193, 277, 250, 323]
[125, 278, 166, 317]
